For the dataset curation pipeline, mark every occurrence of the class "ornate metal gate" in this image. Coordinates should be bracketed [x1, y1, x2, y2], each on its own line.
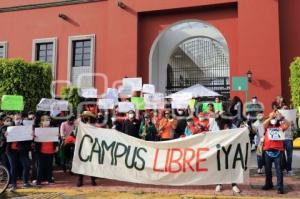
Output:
[166, 37, 230, 99]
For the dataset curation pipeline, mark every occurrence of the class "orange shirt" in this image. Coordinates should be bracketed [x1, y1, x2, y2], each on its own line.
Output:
[41, 142, 55, 154]
[159, 118, 177, 139]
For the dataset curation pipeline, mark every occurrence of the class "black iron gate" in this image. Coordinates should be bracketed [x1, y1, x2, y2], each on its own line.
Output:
[166, 37, 230, 99]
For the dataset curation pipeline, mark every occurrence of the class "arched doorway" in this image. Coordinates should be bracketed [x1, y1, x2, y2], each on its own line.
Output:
[149, 20, 230, 99]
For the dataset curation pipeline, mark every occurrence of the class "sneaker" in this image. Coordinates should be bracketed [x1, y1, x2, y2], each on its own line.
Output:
[232, 185, 241, 193]
[9, 186, 16, 192]
[22, 183, 32, 188]
[257, 169, 263, 174]
[32, 180, 41, 186]
[215, 184, 222, 192]
[287, 170, 295, 176]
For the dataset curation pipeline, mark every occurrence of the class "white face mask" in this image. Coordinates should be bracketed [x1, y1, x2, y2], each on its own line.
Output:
[128, 114, 135, 119]
[270, 119, 277, 125]
[177, 110, 184, 115]
[43, 121, 50, 127]
[111, 117, 116, 122]
[252, 99, 257, 103]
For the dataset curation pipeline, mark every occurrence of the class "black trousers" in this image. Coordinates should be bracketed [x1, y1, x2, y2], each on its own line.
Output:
[37, 153, 54, 183]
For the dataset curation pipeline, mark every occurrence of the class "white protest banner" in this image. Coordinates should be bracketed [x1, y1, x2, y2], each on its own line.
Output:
[72, 124, 250, 186]
[81, 88, 98, 98]
[7, 126, 33, 142]
[22, 120, 34, 126]
[105, 88, 119, 104]
[34, 128, 59, 142]
[278, 109, 297, 125]
[142, 84, 155, 94]
[118, 102, 135, 113]
[123, 78, 142, 91]
[98, 99, 115, 109]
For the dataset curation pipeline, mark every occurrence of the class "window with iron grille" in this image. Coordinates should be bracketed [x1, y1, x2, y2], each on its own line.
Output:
[36, 42, 53, 64]
[72, 39, 91, 67]
[167, 37, 230, 99]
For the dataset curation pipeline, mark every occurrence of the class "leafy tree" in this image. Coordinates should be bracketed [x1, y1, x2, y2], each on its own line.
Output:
[0, 58, 52, 112]
[289, 57, 300, 108]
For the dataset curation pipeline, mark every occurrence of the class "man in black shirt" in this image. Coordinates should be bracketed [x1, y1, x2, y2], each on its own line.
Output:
[122, 110, 140, 138]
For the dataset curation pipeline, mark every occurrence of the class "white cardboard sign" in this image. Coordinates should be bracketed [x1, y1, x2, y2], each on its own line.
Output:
[98, 99, 115, 109]
[123, 78, 142, 91]
[118, 102, 135, 113]
[34, 127, 59, 142]
[7, 126, 33, 142]
[142, 84, 155, 94]
[81, 88, 98, 98]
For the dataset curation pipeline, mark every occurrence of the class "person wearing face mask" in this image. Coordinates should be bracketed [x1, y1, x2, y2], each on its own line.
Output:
[6, 114, 32, 192]
[158, 110, 177, 141]
[174, 109, 187, 139]
[252, 113, 265, 174]
[33, 115, 58, 186]
[262, 111, 290, 194]
[184, 117, 200, 137]
[122, 110, 140, 138]
[195, 112, 209, 133]
[76, 111, 97, 187]
[139, 114, 157, 141]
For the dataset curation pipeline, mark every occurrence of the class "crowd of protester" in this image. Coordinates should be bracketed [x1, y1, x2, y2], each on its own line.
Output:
[0, 95, 297, 194]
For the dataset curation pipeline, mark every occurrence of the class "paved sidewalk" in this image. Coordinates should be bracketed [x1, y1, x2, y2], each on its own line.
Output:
[3, 168, 300, 199]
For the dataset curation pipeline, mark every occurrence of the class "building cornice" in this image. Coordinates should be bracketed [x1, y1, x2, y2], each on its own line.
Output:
[0, 0, 104, 13]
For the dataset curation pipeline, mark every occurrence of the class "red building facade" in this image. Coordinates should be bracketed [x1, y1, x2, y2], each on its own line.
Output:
[0, 0, 299, 113]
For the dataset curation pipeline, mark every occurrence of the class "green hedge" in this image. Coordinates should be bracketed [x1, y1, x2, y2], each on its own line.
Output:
[290, 57, 300, 109]
[0, 58, 52, 112]
[60, 86, 81, 115]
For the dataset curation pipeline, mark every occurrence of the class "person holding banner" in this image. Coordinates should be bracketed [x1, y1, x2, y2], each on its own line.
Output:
[34, 115, 57, 186]
[214, 112, 241, 193]
[158, 110, 177, 141]
[122, 110, 140, 138]
[6, 114, 32, 192]
[139, 114, 158, 141]
[184, 116, 200, 137]
[76, 111, 97, 187]
[262, 111, 290, 194]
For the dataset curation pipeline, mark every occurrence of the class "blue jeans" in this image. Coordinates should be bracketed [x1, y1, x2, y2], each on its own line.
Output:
[283, 140, 293, 171]
[264, 151, 283, 191]
[7, 150, 30, 187]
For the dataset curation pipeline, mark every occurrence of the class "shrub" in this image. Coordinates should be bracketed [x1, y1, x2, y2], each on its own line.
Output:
[289, 57, 300, 108]
[60, 86, 81, 115]
[0, 58, 52, 112]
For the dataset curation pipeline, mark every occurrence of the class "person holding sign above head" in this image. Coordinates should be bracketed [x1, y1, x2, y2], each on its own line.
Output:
[158, 110, 177, 141]
[262, 111, 290, 194]
[33, 115, 58, 186]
